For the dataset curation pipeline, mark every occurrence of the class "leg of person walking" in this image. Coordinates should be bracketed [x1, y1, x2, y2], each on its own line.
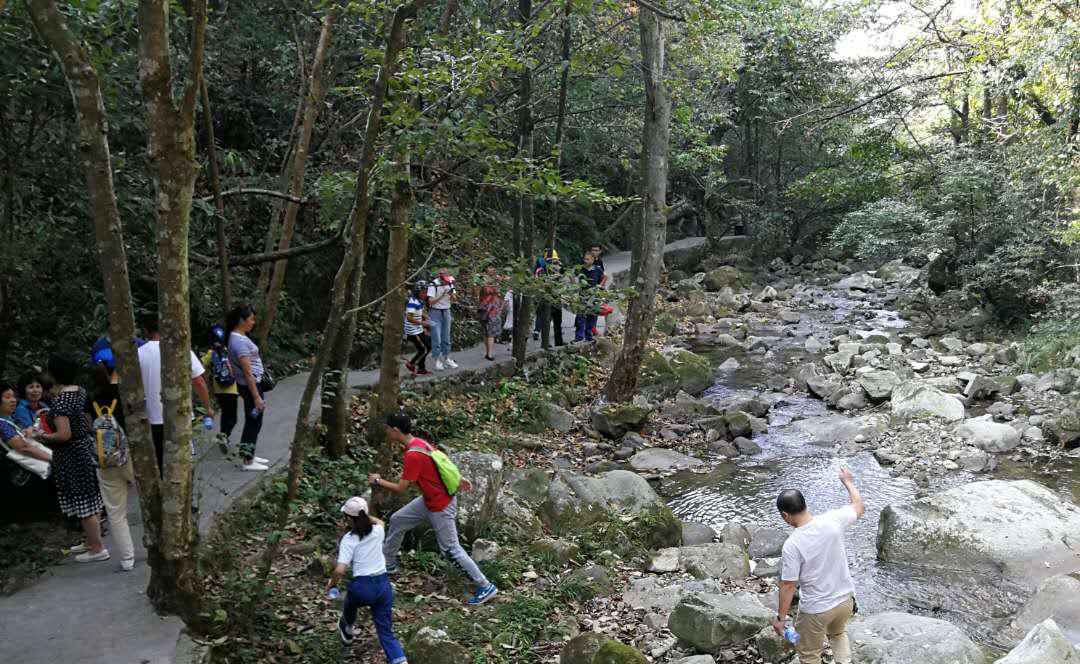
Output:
[574, 314, 587, 342]
[370, 575, 407, 664]
[98, 459, 136, 570]
[794, 607, 831, 664]
[825, 597, 854, 664]
[428, 497, 488, 588]
[585, 314, 598, 341]
[416, 333, 431, 371]
[381, 496, 430, 571]
[151, 424, 164, 477]
[552, 305, 564, 345]
[239, 388, 265, 464]
[428, 308, 444, 366]
[218, 393, 238, 439]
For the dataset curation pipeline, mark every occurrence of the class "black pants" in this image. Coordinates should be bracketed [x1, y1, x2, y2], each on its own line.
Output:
[408, 334, 430, 371]
[151, 424, 164, 477]
[239, 386, 264, 462]
[216, 393, 239, 439]
[537, 302, 564, 346]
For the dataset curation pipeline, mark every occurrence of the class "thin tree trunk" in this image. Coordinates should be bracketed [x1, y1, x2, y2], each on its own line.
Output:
[320, 272, 357, 459]
[260, 0, 431, 578]
[136, 0, 207, 619]
[511, 0, 534, 368]
[199, 79, 232, 313]
[257, 7, 338, 347]
[368, 154, 412, 464]
[26, 0, 163, 600]
[546, 0, 572, 252]
[605, 6, 670, 403]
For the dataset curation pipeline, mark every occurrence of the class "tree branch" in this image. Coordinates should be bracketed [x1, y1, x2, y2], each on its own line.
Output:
[631, 0, 685, 22]
[807, 70, 968, 127]
[191, 225, 344, 267]
[203, 188, 311, 204]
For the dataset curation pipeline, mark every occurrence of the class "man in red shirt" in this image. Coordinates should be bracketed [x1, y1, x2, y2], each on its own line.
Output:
[368, 411, 498, 605]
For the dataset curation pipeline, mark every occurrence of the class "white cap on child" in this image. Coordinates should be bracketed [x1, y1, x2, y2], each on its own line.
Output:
[340, 496, 368, 516]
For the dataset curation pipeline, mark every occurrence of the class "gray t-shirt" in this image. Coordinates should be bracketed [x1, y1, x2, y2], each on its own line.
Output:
[228, 332, 264, 386]
[780, 505, 858, 614]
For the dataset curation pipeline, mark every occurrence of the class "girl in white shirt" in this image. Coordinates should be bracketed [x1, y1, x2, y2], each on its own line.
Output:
[326, 497, 407, 663]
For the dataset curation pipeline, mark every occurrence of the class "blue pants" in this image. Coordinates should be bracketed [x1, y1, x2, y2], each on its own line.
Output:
[574, 314, 598, 341]
[343, 574, 406, 664]
[428, 308, 452, 359]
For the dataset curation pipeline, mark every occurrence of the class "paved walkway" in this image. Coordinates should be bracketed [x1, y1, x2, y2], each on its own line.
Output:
[0, 236, 705, 664]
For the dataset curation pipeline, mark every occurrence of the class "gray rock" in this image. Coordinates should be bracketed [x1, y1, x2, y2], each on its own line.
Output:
[955, 416, 1022, 452]
[565, 564, 613, 599]
[1010, 572, 1080, 645]
[623, 432, 648, 450]
[733, 437, 762, 455]
[780, 311, 801, 323]
[877, 480, 1080, 588]
[406, 627, 469, 664]
[703, 267, 749, 292]
[590, 398, 655, 438]
[672, 656, 717, 664]
[718, 357, 740, 372]
[753, 625, 790, 663]
[714, 395, 771, 418]
[807, 375, 843, 400]
[629, 448, 703, 472]
[886, 342, 904, 356]
[792, 414, 888, 445]
[613, 447, 635, 460]
[805, 336, 825, 353]
[540, 470, 667, 535]
[748, 528, 787, 558]
[996, 346, 1019, 364]
[682, 521, 717, 546]
[967, 342, 990, 356]
[837, 272, 882, 291]
[891, 382, 965, 422]
[725, 411, 753, 438]
[1045, 409, 1080, 447]
[824, 350, 855, 374]
[858, 370, 901, 402]
[955, 448, 994, 473]
[849, 612, 984, 664]
[650, 543, 751, 579]
[940, 336, 966, 352]
[546, 404, 575, 432]
[471, 539, 501, 563]
[995, 619, 1080, 664]
[668, 592, 774, 650]
[530, 538, 580, 564]
[718, 522, 751, 550]
[837, 390, 868, 411]
[449, 451, 507, 540]
[623, 577, 722, 612]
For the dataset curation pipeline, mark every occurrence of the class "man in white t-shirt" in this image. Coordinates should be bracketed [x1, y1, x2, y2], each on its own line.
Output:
[773, 468, 864, 664]
[137, 315, 215, 476]
[426, 267, 458, 371]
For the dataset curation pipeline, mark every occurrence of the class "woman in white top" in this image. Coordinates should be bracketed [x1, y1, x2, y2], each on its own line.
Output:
[326, 497, 407, 663]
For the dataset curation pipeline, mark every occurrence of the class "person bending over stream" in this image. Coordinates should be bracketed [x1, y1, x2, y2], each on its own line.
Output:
[773, 468, 865, 664]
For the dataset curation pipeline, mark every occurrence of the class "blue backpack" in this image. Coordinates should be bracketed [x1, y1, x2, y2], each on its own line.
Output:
[210, 348, 235, 386]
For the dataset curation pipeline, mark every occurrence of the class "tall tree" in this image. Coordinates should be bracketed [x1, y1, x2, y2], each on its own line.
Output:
[199, 79, 232, 312]
[604, 4, 671, 403]
[256, 6, 339, 347]
[136, 0, 207, 617]
[511, 0, 535, 367]
[26, 0, 162, 604]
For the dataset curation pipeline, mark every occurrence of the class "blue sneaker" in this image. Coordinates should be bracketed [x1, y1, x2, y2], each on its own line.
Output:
[338, 617, 355, 645]
[467, 583, 498, 605]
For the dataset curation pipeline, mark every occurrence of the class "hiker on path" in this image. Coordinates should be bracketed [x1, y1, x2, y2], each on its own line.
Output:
[573, 251, 604, 343]
[87, 358, 136, 571]
[404, 285, 432, 376]
[773, 468, 865, 664]
[534, 249, 565, 348]
[426, 267, 458, 371]
[226, 305, 271, 471]
[40, 353, 109, 563]
[475, 265, 505, 361]
[137, 314, 216, 475]
[326, 496, 408, 663]
[369, 412, 499, 606]
[201, 325, 240, 454]
[589, 244, 608, 284]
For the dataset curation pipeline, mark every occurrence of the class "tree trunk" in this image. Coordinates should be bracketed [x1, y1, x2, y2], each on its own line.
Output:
[320, 274, 357, 459]
[367, 155, 412, 464]
[27, 0, 163, 598]
[260, 0, 431, 578]
[257, 7, 338, 347]
[604, 6, 670, 403]
[199, 79, 232, 313]
[511, 0, 534, 368]
[546, 0, 572, 252]
[136, 0, 207, 619]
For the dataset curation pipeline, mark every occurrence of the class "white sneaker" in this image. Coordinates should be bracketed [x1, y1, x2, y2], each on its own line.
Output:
[434, 359, 445, 371]
[445, 358, 459, 369]
[120, 560, 135, 571]
[242, 461, 269, 471]
[75, 549, 110, 563]
[69, 542, 88, 554]
[253, 456, 269, 465]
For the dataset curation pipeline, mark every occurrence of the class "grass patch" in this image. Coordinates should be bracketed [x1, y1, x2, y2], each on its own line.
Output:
[1023, 318, 1080, 372]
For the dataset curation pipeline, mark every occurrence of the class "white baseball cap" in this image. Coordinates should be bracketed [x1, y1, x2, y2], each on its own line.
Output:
[340, 496, 368, 516]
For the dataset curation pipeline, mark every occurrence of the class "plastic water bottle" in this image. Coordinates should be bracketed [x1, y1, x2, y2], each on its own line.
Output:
[251, 407, 262, 419]
[327, 587, 339, 600]
[783, 625, 800, 645]
[202, 415, 214, 431]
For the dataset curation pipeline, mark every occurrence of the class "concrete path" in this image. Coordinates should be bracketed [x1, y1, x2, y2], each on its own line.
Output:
[0, 236, 705, 664]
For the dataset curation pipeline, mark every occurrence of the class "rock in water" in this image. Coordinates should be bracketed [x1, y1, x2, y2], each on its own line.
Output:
[639, 348, 713, 397]
[955, 416, 1022, 452]
[792, 414, 887, 445]
[748, 527, 788, 558]
[629, 448, 703, 472]
[668, 592, 774, 650]
[836, 272, 882, 291]
[681, 521, 716, 546]
[849, 612, 984, 664]
[1010, 572, 1080, 645]
[877, 480, 1080, 587]
[890, 382, 965, 422]
[995, 619, 1080, 664]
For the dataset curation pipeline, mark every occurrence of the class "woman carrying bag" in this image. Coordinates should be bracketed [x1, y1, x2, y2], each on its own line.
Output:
[0, 381, 52, 483]
[226, 305, 272, 471]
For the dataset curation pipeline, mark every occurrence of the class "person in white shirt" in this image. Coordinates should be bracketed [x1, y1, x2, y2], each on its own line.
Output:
[326, 497, 407, 663]
[137, 314, 215, 476]
[773, 468, 865, 664]
[425, 267, 458, 371]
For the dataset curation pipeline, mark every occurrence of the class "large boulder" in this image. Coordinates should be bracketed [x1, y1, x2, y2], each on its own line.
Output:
[540, 470, 669, 535]
[622, 577, 723, 612]
[703, 266, 749, 292]
[1045, 408, 1080, 448]
[629, 448, 704, 472]
[1010, 572, 1080, 645]
[639, 348, 713, 397]
[648, 543, 750, 579]
[806, 374, 843, 401]
[858, 370, 901, 402]
[561, 634, 649, 664]
[449, 451, 507, 540]
[890, 382, 965, 422]
[995, 619, 1080, 664]
[590, 398, 654, 438]
[837, 272, 883, 291]
[877, 480, 1080, 588]
[848, 612, 984, 664]
[405, 627, 470, 664]
[792, 414, 888, 445]
[667, 592, 774, 650]
[955, 416, 1022, 453]
[546, 403, 575, 432]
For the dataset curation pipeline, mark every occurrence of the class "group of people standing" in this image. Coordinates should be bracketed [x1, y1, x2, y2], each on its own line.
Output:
[402, 245, 610, 375]
[0, 305, 271, 571]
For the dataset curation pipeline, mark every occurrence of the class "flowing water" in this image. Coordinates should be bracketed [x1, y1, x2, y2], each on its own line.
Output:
[660, 287, 1062, 649]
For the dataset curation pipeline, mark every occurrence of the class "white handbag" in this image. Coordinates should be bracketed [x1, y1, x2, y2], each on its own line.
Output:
[0, 419, 52, 480]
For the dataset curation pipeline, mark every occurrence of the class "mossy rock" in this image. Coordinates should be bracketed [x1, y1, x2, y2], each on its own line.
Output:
[590, 401, 654, 438]
[564, 564, 614, 600]
[530, 537, 581, 565]
[639, 348, 713, 397]
[703, 266, 749, 292]
[560, 634, 648, 664]
[639, 504, 684, 551]
[405, 627, 469, 664]
[594, 641, 649, 664]
[508, 468, 552, 505]
[655, 313, 678, 335]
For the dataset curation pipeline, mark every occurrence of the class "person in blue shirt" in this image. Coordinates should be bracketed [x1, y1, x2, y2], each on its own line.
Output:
[13, 371, 51, 429]
[574, 252, 605, 342]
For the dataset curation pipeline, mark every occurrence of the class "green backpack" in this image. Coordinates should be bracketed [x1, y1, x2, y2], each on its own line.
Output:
[408, 440, 461, 495]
